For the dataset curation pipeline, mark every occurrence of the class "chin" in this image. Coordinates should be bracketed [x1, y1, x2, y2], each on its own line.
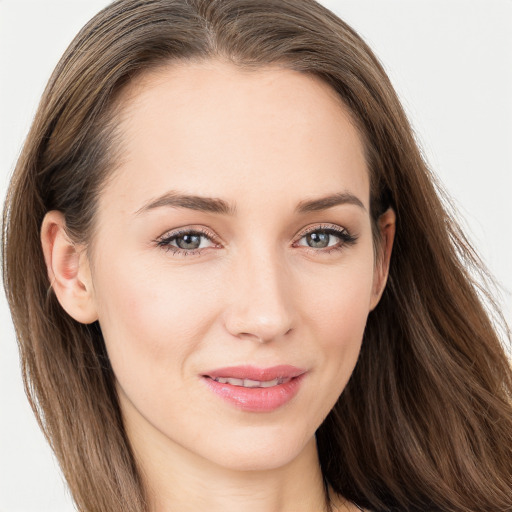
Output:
[196, 427, 316, 472]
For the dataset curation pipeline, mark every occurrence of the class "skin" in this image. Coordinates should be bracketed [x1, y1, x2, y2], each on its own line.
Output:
[42, 60, 395, 512]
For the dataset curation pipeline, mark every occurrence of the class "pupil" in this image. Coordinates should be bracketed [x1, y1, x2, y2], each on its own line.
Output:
[307, 232, 329, 248]
[177, 234, 201, 250]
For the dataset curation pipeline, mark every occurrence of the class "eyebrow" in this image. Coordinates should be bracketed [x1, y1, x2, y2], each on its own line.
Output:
[135, 190, 365, 216]
[135, 191, 236, 216]
[295, 192, 366, 213]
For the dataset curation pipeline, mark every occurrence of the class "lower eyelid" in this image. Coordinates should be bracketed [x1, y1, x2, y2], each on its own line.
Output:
[155, 225, 355, 256]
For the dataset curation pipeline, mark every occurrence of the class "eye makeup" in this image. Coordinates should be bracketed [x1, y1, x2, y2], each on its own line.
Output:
[293, 223, 358, 256]
[155, 226, 221, 256]
[154, 222, 358, 258]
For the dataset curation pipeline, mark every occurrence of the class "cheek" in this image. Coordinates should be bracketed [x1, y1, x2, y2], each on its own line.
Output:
[301, 247, 375, 334]
[88, 236, 376, 470]
[92, 255, 221, 399]
[299, 250, 375, 383]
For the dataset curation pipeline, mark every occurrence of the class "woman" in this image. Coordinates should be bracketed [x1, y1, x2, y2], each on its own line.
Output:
[2, 1, 511, 511]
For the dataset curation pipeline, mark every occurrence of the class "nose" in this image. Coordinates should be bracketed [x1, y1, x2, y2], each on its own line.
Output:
[223, 247, 296, 343]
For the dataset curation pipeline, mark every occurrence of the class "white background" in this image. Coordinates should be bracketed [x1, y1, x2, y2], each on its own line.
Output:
[1, 1, 511, 510]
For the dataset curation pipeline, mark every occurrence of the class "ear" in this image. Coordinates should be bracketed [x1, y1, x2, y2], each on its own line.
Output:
[40, 211, 98, 324]
[369, 207, 396, 311]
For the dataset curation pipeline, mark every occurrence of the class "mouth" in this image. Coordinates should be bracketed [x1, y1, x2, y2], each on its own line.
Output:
[208, 376, 292, 388]
[201, 365, 306, 412]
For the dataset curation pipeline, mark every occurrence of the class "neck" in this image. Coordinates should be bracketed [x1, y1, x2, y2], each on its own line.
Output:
[129, 423, 329, 512]
[152, 440, 328, 512]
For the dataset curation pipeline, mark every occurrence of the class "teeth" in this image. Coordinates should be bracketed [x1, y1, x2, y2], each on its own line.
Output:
[259, 378, 280, 388]
[215, 377, 243, 386]
[212, 377, 290, 388]
[243, 378, 262, 388]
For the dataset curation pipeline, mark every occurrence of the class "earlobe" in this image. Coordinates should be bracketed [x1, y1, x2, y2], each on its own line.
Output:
[370, 207, 396, 311]
[41, 211, 98, 324]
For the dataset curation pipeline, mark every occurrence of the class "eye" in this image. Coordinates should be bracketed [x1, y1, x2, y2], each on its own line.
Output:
[302, 231, 334, 249]
[156, 228, 218, 255]
[295, 225, 357, 251]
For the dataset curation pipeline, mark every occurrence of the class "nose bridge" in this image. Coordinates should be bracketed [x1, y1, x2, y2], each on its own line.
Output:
[224, 241, 295, 343]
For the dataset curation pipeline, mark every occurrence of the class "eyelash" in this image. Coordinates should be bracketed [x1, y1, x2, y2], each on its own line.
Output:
[155, 227, 220, 256]
[294, 224, 358, 254]
[155, 224, 358, 257]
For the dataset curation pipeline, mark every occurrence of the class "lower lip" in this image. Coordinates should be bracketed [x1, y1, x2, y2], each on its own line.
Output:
[202, 374, 305, 412]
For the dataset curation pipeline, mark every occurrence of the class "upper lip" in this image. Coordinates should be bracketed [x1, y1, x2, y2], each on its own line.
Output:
[203, 365, 306, 381]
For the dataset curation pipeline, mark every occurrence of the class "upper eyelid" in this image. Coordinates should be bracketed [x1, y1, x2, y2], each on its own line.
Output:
[155, 225, 354, 259]
[157, 226, 218, 242]
[295, 223, 348, 238]
[155, 230, 354, 259]
[158, 223, 347, 241]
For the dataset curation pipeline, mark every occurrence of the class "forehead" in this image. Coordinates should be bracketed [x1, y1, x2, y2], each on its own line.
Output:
[102, 60, 369, 214]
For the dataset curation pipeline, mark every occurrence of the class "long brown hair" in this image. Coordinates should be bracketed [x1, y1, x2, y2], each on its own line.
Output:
[2, 1, 511, 511]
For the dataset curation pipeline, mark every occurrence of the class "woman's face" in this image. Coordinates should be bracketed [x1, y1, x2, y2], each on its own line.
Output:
[85, 61, 389, 471]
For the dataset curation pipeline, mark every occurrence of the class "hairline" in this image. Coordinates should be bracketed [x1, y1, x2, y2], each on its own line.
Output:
[83, 56, 383, 268]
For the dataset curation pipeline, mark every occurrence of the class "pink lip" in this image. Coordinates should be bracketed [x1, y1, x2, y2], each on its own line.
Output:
[202, 365, 306, 412]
